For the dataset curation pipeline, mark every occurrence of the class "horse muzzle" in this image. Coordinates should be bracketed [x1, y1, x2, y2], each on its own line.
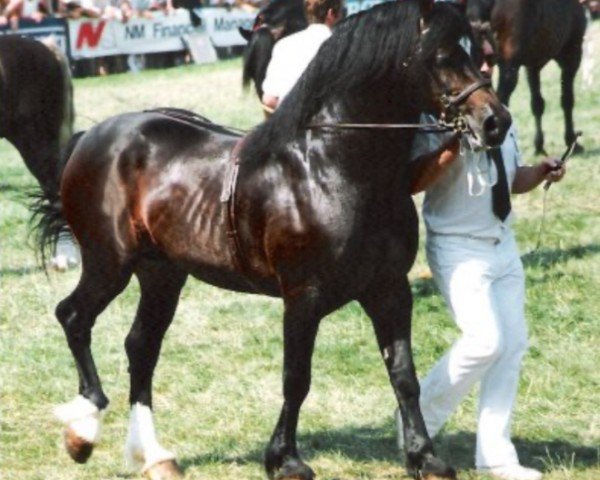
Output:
[480, 104, 512, 148]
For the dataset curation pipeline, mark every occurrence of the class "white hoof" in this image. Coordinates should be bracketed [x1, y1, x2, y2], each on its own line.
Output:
[54, 395, 102, 463]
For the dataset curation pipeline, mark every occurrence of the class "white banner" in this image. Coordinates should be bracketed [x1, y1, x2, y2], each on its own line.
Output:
[68, 10, 196, 59]
[195, 7, 254, 48]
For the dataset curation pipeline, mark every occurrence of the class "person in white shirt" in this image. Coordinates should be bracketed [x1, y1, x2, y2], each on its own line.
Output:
[396, 35, 567, 480]
[261, 0, 345, 111]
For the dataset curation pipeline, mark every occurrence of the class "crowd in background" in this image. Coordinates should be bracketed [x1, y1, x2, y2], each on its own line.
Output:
[1, 0, 266, 76]
[0, 0, 265, 29]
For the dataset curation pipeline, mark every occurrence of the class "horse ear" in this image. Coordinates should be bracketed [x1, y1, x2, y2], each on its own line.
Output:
[419, 0, 434, 16]
[239, 27, 252, 41]
[456, 0, 468, 13]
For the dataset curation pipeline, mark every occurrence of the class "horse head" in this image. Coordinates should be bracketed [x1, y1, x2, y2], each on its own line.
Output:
[418, 0, 510, 148]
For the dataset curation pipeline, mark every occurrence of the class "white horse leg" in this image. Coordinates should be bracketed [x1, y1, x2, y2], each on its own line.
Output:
[125, 403, 182, 478]
[54, 395, 102, 463]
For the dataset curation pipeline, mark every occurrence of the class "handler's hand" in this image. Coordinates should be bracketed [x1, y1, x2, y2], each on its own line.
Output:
[541, 157, 566, 184]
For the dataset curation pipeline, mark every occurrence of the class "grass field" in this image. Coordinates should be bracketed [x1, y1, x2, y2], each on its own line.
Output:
[1, 23, 599, 480]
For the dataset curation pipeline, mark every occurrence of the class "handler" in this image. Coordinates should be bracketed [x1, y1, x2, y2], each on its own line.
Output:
[261, 0, 345, 111]
[397, 37, 567, 480]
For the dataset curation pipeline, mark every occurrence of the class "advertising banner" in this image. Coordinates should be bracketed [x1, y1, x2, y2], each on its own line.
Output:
[194, 7, 254, 48]
[68, 10, 196, 59]
[0, 18, 69, 55]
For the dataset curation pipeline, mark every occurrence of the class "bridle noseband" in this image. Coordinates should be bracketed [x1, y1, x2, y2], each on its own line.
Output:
[439, 77, 492, 129]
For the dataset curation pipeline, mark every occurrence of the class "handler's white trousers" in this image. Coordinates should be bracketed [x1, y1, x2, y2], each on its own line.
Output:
[421, 229, 529, 469]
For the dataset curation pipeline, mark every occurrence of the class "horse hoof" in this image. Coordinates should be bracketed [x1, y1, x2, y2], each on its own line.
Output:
[64, 426, 94, 463]
[144, 459, 184, 480]
[274, 459, 315, 480]
[422, 474, 457, 480]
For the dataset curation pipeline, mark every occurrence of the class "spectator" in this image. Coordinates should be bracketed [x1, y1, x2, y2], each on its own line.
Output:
[1, 0, 47, 28]
[121, 0, 172, 20]
[58, 0, 102, 18]
[261, 0, 345, 111]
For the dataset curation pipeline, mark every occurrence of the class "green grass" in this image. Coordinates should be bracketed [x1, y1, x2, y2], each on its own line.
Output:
[1, 24, 599, 480]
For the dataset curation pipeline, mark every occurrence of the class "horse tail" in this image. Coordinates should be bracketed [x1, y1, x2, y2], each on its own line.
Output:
[30, 130, 85, 267]
[41, 36, 75, 160]
[242, 27, 275, 98]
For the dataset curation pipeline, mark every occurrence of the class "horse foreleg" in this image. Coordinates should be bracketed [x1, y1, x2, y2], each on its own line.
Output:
[525, 66, 546, 155]
[359, 275, 456, 480]
[496, 60, 519, 107]
[558, 44, 583, 153]
[54, 251, 132, 463]
[265, 290, 322, 480]
[124, 261, 187, 479]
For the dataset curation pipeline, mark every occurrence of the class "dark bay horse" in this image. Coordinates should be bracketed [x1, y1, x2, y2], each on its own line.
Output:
[467, 0, 586, 154]
[239, 0, 307, 98]
[34, 1, 510, 479]
[0, 35, 74, 197]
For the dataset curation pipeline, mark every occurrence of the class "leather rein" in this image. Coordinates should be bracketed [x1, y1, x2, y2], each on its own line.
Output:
[306, 78, 492, 135]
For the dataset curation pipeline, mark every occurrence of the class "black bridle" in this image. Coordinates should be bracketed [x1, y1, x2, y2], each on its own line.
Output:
[307, 77, 492, 134]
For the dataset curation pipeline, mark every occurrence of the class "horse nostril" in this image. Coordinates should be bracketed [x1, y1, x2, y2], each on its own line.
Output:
[483, 114, 498, 134]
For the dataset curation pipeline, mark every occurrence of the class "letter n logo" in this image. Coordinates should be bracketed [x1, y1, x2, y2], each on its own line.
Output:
[76, 21, 107, 49]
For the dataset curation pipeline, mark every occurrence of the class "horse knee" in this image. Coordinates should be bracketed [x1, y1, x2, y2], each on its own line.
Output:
[531, 94, 545, 117]
[124, 328, 142, 361]
[282, 368, 311, 405]
[561, 90, 574, 111]
[390, 368, 420, 401]
[56, 298, 90, 345]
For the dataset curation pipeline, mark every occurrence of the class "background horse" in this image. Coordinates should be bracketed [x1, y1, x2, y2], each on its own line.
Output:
[0, 35, 74, 197]
[467, 0, 587, 154]
[239, 0, 307, 98]
[34, 1, 510, 479]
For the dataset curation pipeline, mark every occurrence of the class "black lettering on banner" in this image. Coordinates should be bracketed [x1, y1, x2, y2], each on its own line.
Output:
[214, 17, 253, 32]
[153, 22, 195, 38]
[125, 24, 145, 39]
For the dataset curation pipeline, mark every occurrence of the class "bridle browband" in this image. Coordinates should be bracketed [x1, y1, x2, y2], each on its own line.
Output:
[307, 78, 492, 135]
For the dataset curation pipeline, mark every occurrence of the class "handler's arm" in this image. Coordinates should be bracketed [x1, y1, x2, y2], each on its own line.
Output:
[512, 157, 566, 194]
[409, 135, 460, 194]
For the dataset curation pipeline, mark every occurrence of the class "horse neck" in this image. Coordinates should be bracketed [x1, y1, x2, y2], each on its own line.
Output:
[301, 92, 421, 191]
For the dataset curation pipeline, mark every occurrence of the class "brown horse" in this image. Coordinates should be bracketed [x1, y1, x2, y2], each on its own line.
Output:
[34, 1, 510, 479]
[0, 35, 74, 197]
[467, 0, 586, 154]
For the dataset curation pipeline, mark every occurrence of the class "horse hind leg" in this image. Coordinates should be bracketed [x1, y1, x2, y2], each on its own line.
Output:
[496, 59, 519, 107]
[265, 290, 323, 480]
[124, 260, 187, 479]
[525, 66, 546, 155]
[54, 247, 133, 463]
[359, 275, 455, 480]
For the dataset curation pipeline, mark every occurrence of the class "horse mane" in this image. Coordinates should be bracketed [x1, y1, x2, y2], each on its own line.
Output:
[242, 0, 471, 162]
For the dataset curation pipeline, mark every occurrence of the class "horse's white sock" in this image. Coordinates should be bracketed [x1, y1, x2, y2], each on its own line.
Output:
[125, 403, 176, 472]
[54, 395, 101, 443]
